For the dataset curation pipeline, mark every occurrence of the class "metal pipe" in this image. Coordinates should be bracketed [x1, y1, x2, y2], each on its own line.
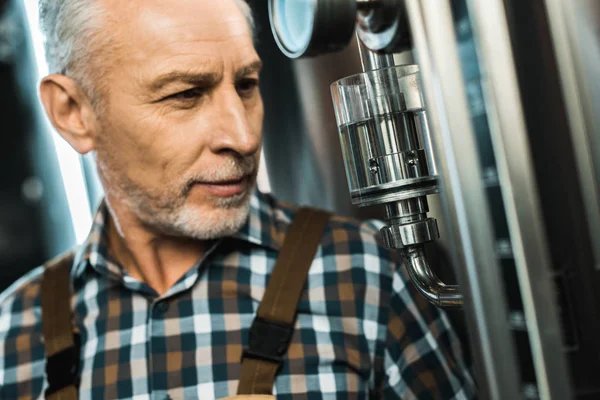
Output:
[402, 245, 463, 307]
[356, 31, 395, 71]
[354, 29, 463, 309]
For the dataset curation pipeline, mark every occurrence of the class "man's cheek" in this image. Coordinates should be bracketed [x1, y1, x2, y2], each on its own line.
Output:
[251, 102, 265, 137]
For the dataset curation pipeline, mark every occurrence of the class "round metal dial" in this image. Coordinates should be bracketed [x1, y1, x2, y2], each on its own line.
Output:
[268, 0, 357, 58]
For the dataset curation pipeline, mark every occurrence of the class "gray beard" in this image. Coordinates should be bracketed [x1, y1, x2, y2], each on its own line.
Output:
[145, 190, 254, 240]
[98, 156, 257, 240]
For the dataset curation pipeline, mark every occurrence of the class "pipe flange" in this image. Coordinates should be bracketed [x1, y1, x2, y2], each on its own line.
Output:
[380, 218, 440, 249]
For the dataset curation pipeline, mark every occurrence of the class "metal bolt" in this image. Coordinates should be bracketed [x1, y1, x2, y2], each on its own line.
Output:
[369, 159, 379, 174]
[406, 151, 419, 166]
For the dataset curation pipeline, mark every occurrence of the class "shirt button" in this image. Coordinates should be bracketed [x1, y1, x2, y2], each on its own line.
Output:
[155, 301, 169, 314]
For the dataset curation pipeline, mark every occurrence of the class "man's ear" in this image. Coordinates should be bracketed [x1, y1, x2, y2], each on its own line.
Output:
[39, 74, 97, 155]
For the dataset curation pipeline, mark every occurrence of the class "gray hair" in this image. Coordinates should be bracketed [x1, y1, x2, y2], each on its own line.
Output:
[38, 0, 255, 102]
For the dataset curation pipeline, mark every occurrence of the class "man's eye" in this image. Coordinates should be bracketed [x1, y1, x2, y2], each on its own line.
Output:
[236, 78, 259, 97]
[164, 87, 205, 102]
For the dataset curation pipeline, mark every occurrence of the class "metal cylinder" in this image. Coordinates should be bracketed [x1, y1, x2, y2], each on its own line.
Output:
[330, 65, 438, 208]
[381, 217, 440, 248]
[385, 197, 429, 222]
[357, 32, 395, 72]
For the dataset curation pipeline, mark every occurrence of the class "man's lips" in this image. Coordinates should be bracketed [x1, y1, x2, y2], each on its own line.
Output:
[193, 175, 250, 197]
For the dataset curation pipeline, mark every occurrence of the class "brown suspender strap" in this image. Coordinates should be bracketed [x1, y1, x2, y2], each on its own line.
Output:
[237, 207, 331, 395]
[41, 251, 79, 400]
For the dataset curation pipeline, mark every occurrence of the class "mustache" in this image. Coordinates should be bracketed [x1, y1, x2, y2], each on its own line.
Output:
[183, 156, 257, 193]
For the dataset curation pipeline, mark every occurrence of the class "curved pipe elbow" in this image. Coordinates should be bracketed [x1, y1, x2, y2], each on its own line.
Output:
[402, 245, 463, 308]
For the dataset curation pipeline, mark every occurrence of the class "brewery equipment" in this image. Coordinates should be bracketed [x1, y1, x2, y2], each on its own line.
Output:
[267, 0, 600, 398]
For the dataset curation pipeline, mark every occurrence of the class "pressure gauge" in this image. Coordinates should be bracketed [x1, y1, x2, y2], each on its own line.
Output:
[268, 0, 357, 58]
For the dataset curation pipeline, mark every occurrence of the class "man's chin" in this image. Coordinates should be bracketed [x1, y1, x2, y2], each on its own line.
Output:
[207, 190, 252, 209]
[169, 194, 252, 240]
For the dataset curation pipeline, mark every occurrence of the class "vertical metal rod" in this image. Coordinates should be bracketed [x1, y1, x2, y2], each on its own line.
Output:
[465, 0, 573, 397]
[405, 0, 522, 398]
[356, 31, 395, 72]
[543, 0, 600, 271]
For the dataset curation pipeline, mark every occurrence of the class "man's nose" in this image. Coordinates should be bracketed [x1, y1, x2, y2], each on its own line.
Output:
[209, 89, 260, 157]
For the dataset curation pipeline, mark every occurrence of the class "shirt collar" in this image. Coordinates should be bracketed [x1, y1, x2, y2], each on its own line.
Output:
[72, 188, 288, 282]
[232, 188, 288, 251]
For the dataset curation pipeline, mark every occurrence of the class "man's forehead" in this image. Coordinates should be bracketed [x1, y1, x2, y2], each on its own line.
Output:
[107, 0, 249, 24]
[101, 0, 256, 87]
[105, 0, 253, 55]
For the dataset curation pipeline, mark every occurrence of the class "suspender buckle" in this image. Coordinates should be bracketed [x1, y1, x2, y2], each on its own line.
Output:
[45, 334, 81, 397]
[241, 317, 295, 369]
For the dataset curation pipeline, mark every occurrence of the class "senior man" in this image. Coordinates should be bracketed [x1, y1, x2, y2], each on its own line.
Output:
[0, 0, 475, 399]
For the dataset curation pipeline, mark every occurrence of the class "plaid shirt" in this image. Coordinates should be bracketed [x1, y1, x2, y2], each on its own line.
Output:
[0, 190, 475, 399]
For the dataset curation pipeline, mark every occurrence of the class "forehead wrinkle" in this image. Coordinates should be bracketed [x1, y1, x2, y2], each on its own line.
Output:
[131, 2, 251, 45]
[123, 25, 253, 84]
[98, 0, 257, 101]
[104, 1, 253, 63]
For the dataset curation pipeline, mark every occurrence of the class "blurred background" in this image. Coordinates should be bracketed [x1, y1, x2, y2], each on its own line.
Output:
[1, 0, 104, 291]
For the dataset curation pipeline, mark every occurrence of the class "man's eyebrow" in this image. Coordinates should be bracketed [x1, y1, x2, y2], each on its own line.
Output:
[235, 60, 263, 80]
[147, 70, 222, 92]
